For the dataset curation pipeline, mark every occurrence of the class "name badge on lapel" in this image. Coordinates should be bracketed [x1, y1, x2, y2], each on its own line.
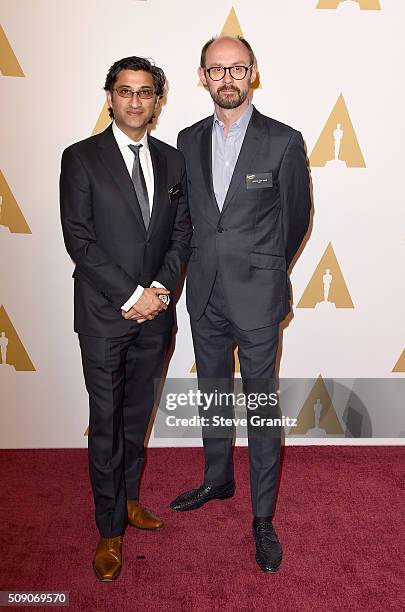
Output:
[168, 183, 183, 201]
[246, 172, 273, 189]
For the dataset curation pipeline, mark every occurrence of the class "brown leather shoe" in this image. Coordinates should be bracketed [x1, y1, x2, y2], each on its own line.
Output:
[127, 500, 164, 530]
[93, 536, 123, 582]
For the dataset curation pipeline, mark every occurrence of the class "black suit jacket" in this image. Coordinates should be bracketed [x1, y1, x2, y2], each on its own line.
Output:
[178, 106, 311, 331]
[60, 125, 191, 337]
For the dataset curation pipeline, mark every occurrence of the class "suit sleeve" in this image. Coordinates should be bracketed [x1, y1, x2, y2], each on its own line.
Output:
[60, 147, 137, 311]
[153, 155, 192, 291]
[279, 131, 311, 269]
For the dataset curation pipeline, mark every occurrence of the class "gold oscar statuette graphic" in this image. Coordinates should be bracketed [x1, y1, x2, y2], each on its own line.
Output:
[84, 426, 89, 437]
[297, 242, 354, 309]
[392, 349, 405, 373]
[92, 101, 111, 136]
[197, 7, 261, 89]
[309, 94, 365, 168]
[0, 306, 35, 371]
[316, 0, 381, 9]
[289, 375, 344, 435]
[0, 170, 31, 234]
[0, 24, 24, 76]
[191, 346, 241, 373]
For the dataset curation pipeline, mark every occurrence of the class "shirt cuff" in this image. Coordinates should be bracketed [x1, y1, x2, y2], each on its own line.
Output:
[121, 285, 145, 311]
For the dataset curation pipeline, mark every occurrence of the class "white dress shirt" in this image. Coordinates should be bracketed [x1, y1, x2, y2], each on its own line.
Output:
[111, 122, 166, 311]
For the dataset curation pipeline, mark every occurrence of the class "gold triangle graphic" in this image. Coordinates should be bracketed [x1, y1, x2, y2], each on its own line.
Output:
[198, 7, 261, 89]
[289, 375, 343, 435]
[92, 101, 111, 135]
[84, 426, 89, 437]
[220, 6, 244, 36]
[0, 24, 24, 76]
[309, 94, 366, 167]
[297, 242, 354, 308]
[392, 348, 405, 373]
[190, 346, 241, 373]
[0, 305, 35, 371]
[0, 169, 31, 233]
[316, 0, 381, 9]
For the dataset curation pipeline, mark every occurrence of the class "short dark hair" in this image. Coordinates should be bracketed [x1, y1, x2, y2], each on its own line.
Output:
[200, 36, 255, 69]
[104, 56, 166, 119]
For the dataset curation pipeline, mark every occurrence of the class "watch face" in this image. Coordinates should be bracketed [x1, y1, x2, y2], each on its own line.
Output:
[159, 294, 169, 304]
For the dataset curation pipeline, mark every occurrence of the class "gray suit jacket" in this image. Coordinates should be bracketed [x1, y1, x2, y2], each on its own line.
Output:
[178, 106, 311, 331]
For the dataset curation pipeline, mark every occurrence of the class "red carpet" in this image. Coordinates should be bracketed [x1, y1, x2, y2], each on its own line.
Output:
[1, 447, 404, 611]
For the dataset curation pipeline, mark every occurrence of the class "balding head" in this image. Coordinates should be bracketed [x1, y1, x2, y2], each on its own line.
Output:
[200, 35, 255, 69]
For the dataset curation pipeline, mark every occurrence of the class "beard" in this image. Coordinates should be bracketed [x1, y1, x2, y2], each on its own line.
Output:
[211, 84, 249, 109]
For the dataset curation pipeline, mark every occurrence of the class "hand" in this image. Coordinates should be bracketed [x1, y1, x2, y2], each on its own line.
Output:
[121, 307, 148, 323]
[121, 287, 170, 321]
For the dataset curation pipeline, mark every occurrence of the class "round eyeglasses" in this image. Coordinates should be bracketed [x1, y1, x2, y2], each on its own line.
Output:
[113, 86, 155, 99]
[205, 65, 253, 81]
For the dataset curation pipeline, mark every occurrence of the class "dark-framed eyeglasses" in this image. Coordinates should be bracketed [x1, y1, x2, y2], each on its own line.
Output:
[113, 86, 156, 99]
[205, 65, 253, 81]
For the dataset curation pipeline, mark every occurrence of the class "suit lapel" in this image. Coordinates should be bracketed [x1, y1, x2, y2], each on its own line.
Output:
[96, 125, 146, 233]
[221, 108, 262, 214]
[200, 120, 220, 219]
[147, 135, 168, 237]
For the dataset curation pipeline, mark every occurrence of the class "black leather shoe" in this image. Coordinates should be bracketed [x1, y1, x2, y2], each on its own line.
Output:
[170, 482, 235, 511]
[253, 520, 283, 573]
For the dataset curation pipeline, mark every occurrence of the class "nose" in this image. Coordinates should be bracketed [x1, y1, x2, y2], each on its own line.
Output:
[129, 92, 142, 106]
[223, 68, 233, 84]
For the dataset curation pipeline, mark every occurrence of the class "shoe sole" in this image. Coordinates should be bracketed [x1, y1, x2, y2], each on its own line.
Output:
[170, 490, 235, 512]
[128, 522, 164, 530]
[92, 562, 122, 582]
[255, 554, 282, 573]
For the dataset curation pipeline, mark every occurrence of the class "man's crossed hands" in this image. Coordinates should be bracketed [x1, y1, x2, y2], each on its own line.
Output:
[121, 287, 170, 324]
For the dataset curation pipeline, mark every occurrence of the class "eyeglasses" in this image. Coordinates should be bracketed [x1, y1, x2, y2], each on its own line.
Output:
[205, 65, 253, 81]
[113, 86, 155, 99]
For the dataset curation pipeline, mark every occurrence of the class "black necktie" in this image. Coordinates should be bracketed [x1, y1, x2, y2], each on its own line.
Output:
[128, 144, 150, 230]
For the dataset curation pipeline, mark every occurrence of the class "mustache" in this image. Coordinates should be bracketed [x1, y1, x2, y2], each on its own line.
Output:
[218, 85, 240, 93]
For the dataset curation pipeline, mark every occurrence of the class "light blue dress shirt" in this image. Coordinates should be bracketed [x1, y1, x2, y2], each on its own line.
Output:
[212, 102, 254, 211]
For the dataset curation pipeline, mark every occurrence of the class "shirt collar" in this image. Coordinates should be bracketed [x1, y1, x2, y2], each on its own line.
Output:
[213, 100, 253, 132]
[112, 121, 149, 151]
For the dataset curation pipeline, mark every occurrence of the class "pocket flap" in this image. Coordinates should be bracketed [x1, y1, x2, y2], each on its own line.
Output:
[250, 252, 286, 270]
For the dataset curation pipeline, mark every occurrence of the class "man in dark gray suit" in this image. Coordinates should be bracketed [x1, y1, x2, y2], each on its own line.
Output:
[170, 36, 311, 573]
[60, 56, 191, 581]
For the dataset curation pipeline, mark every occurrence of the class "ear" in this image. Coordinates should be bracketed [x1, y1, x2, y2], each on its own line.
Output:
[198, 66, 208, 86]
[249, 64, 257, 86]
[106, 90, 112, 108]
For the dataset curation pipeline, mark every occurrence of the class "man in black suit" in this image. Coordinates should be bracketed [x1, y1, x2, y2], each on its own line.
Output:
[60, 56, 191, 581]
[170, 36, 311, 573]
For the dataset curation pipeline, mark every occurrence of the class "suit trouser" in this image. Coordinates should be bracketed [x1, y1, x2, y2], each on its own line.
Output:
[79, 326, 171, 538]
[190, 272, 281, 518]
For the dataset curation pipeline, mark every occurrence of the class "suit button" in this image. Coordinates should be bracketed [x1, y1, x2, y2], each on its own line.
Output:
[217, 227, 224, 233]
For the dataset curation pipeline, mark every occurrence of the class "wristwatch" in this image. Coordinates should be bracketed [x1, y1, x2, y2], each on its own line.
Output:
[158, 294, 170, 305]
